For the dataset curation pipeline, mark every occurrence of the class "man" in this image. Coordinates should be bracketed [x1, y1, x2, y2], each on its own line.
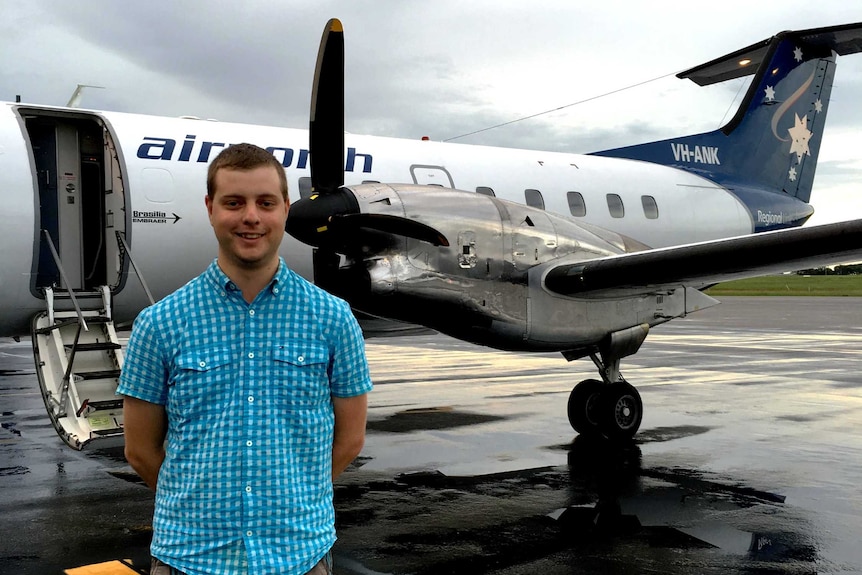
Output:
[119, 143, 372, 575]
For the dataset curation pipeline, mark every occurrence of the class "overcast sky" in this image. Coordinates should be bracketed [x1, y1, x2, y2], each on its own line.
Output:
[2, 1, 861, 224]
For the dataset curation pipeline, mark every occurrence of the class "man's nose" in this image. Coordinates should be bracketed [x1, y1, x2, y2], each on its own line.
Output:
[242, 203, 261, 223]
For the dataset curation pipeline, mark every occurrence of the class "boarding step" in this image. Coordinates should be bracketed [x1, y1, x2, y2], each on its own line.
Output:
[51, 289, 107, 300]
[65, 342, 123, 352]
[44, 285, 113, 325]
[33, 316, 111, 335]
[76, 398, 124, 417]
[74, 369, 122, 381]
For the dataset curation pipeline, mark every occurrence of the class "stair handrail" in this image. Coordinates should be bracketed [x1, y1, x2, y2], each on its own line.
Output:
[115, 231, 156, 306]
[41, 230, 88, 332]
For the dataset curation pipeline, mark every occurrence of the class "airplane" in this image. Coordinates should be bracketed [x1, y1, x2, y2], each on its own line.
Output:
[2, 20, 862, 450]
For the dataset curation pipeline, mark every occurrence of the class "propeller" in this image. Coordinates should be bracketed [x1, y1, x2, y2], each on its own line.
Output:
[309, 18, 345, 194]
[287, 18, 449, 254]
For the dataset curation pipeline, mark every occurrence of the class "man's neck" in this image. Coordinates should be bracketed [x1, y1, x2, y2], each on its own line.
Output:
[218, 258, 280, 304]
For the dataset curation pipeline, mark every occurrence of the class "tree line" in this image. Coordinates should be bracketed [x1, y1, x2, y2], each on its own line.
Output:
[796, 264, 862, 275]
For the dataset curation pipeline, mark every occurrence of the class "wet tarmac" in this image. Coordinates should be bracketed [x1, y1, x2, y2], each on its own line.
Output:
[2, 296, 861, 574]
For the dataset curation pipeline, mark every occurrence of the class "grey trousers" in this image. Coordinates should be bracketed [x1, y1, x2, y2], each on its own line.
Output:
[151, 552, 332, 575]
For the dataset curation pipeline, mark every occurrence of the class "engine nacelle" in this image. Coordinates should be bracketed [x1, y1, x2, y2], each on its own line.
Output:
[317, 183, 677, 352]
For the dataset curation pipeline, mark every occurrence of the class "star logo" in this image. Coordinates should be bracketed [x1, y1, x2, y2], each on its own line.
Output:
[788, 166, 797, 182]
[787, 113, 813, 163]
[793, 46, 803, 62]
[764, 85, 776, 101]
[814, 99, 823, 113]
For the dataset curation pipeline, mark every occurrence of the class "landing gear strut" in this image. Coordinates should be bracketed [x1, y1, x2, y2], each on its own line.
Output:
[565, 325, 648, 441]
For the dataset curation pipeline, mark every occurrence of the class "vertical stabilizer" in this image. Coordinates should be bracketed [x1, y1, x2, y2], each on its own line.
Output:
[592, 23, 862, 229]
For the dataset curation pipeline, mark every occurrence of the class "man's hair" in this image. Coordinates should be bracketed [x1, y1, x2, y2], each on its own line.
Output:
[206, 143, 289, 200]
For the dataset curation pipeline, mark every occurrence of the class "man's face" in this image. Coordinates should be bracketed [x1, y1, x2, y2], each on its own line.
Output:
[205, 165, 289, 273]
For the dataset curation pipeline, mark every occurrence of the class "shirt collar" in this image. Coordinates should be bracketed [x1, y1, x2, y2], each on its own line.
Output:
[205, 258, 289, 297]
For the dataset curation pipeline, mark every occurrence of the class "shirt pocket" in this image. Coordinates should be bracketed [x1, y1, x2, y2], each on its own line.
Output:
[271, 341, 331, 408]
[171, 348, 235, 415]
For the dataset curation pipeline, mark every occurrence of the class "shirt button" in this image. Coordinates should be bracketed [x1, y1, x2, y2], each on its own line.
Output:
[246, 530, 253, 537]
[248, 352, 254, 359]
[245, 486, 252, 493]
[297, 355, 304, 363]
[273, 288, 279, 294]
[249, 309, 255, 316]
[246, 440, 253, 447]
[248, 396, 254, 403]
[199, 361, 206, 368]
[221, 292, 226, 297]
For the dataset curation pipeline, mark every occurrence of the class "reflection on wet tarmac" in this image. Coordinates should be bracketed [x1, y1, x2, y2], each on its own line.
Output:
[367, 406, 506, 433]
[335, 435, 821, 574]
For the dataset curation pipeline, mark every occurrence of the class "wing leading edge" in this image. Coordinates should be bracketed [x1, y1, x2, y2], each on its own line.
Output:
[543, 219, 862, 297]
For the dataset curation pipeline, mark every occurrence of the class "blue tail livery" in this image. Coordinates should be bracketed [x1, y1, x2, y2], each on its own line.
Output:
[592, 23, 862, 231]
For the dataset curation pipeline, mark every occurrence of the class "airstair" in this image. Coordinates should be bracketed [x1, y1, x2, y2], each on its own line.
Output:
[32, 285, 125, 450]
[31, 231, 153, 450]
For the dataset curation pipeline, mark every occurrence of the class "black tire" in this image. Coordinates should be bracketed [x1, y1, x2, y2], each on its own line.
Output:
[598, 383, 643, 441]
[567, 379, 604, 435]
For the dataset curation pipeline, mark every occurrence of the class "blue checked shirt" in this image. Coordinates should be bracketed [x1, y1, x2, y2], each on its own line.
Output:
[118, 258, 372, 575]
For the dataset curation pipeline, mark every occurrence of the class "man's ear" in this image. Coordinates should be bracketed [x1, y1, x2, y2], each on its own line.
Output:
[205, 194, 213, 222]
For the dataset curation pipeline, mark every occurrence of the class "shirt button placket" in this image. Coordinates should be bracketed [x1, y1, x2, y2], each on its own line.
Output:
[244, 306, 256, 529]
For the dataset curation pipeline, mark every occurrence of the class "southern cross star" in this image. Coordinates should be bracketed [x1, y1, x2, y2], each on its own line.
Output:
[788, 113, 813, 163]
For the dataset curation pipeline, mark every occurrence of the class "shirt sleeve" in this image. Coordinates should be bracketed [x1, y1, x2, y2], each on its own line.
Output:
[329, 301, 373, 398]
[117, 307, 170, 405]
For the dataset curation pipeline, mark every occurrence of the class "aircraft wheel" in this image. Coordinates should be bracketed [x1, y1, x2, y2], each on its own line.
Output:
[598, 383, 643, 441]
[567, 379, 604, 435]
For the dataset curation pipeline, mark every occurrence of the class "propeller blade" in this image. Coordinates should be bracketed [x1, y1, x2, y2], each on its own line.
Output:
[309, 18, 345, 194]
[332, 213, 450, 247]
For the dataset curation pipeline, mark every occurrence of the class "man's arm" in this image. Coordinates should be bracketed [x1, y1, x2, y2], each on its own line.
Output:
[123, 396, 168, 490]
[331, 394, 368, 480]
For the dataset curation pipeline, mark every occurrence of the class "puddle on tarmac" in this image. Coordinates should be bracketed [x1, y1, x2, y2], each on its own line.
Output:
[367, 406, 506, 433]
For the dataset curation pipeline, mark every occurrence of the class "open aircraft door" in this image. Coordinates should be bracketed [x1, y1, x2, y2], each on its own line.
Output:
[20, 108, 135, 449]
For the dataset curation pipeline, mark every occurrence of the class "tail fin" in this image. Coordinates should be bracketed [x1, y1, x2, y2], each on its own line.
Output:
[592, 23, 862, 226]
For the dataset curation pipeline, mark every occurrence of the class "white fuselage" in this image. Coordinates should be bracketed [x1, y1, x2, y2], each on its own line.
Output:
[0, 103, 752, 336]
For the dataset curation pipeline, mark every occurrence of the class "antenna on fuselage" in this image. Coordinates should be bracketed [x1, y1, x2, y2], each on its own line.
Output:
[66, 84, 105, 108]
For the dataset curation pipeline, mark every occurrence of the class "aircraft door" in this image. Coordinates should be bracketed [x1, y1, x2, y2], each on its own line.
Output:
[25, 111, 125, 296]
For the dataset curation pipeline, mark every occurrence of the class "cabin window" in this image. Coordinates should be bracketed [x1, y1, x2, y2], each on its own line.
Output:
[476, 186, 496, 197]
[525, 189, 545, 210]
[361, 180, 380, 184]
[606, 193, 625, 218]
[641, 195, 659, 219]
[298, 176, 314, 199]
[567, 191, 586, 217]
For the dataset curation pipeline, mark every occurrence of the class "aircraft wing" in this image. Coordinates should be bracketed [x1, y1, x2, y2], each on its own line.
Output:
[543, 219, 862, 297]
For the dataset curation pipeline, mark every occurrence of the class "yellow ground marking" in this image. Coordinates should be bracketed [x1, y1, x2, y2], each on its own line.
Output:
[64, 559, 139, 574]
